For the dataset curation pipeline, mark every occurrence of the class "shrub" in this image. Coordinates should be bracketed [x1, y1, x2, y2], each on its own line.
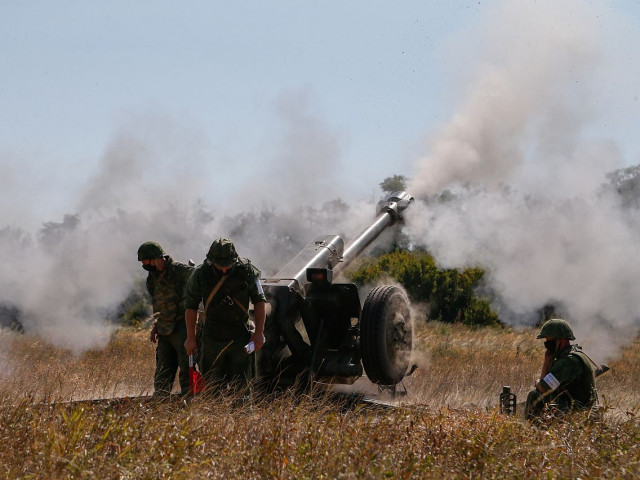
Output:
[347, 251, 500, 326]
[116, 278, 151, 327]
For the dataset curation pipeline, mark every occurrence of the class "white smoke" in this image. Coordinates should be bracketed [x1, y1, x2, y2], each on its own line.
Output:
[407, 0, 640, 360]
[0, 99, 374, 355]
[0, 114, 216, 354]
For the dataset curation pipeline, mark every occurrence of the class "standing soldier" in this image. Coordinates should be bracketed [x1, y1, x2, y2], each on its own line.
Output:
[137, 241, 194, 397]
[183, 238, 266, 391]
[525, 318, 598, 420]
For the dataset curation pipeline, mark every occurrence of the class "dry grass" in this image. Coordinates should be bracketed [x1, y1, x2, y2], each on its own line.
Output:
[1, 323, 639, 479]
[0, 330, 155, 402]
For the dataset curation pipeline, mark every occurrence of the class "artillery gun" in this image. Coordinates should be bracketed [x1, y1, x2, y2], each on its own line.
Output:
[258, 191, 415, 390]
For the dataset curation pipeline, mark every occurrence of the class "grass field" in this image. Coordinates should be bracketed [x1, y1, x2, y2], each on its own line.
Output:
[1, 322, 639, 479]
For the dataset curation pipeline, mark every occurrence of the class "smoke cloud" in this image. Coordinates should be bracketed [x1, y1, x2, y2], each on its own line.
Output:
[0, 100, 373, 355]
[407, 0, 640, 360]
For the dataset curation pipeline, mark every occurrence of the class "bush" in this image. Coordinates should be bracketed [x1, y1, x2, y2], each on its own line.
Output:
[116, 278, 151, 327]
[347, 251, 500, 326]
[463, 297, 500, 326]
[348, 250, 438, 301]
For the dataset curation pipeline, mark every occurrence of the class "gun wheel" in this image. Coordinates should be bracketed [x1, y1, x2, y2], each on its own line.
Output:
[360, 285, 413, 385]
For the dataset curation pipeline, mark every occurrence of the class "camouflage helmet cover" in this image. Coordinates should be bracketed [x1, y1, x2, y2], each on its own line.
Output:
[137, 241, 165, 261]
[536, 318, 576, 340]
[206, 237, 238, 268]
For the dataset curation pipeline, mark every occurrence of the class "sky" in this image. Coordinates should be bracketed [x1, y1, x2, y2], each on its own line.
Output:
[1, 1, 639, 224]
[1, 1, 476, 226]
[1, 1, 640, 359]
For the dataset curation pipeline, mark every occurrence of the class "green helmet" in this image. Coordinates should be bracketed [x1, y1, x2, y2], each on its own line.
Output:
[206, 237, 238, 268]
[536, 318, 575, 340]
[137, 241, 165, 261]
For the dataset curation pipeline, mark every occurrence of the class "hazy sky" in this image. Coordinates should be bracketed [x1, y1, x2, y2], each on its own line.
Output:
[1, 1, 640, 357]
[3, 1, 637, 229]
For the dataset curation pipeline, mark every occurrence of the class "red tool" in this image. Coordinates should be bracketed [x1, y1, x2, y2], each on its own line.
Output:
[189, 354, 205, 394]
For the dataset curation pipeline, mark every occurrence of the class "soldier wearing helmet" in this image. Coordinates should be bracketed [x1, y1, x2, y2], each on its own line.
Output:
[525, 318, 597, 420]
[183, 238, 267, 391]
[137, 241, 195, 397]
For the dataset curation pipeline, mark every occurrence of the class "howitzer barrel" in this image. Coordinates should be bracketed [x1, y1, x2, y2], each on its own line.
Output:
[333, 214, 392, 274]
[265, 191, 413, 293]
[335, 191, 413, 274]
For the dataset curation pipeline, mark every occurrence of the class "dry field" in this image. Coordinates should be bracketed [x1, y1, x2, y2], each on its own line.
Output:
[1, 322, 639, 479]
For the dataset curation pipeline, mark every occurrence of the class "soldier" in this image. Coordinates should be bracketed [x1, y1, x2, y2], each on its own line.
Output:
[183, 238, 266, 391]
[137, 241, 195, 397]
[525, 318, 598, 420]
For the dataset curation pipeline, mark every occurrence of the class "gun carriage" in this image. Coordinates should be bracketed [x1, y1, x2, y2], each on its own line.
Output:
[258, 191, 415, 389]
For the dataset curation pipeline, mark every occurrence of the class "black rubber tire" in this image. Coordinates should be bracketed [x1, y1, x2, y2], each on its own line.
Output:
[360, 285, 413, 385]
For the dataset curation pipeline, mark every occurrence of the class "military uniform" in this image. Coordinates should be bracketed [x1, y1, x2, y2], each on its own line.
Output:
[143, 252, 194, 396]
[525, 345, 597, 418]
[185, 255, 266, 389]
[525, 319, 597, 419]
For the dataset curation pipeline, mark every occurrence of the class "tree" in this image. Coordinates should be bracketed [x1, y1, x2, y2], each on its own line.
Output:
[606, 164, 640, 208]
[376, 175, 411, 253]
[379, 175, 407, 195]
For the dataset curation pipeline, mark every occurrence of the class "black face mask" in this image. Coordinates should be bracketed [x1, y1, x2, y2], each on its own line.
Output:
[142, 264, 157, 272]
[544, 340, 557, 354]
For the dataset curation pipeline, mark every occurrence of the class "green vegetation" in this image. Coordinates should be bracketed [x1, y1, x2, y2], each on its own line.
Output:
[346, 250, 499, 326]
[115, 278, 151, 328]
[379, 174, 407, 195]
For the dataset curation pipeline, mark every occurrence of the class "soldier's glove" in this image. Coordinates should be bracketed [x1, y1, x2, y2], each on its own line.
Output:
[150, 322, 159, 344]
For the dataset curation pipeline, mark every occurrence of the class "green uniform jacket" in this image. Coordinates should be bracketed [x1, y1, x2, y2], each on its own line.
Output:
[185, 258, 266, 341]
[146, 256, 195, 335]
[540, 345, 597, 409]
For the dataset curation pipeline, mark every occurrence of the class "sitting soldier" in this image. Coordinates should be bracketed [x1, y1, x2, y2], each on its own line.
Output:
[525, 318, 598, 420]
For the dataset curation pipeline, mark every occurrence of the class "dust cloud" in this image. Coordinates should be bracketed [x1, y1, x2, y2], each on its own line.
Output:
[407, 0, 640, 361]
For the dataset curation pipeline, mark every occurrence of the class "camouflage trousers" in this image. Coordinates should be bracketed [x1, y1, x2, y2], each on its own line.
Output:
[154, 321, 190, 396]
[525, 388, 591, 420]
[199, 335, 254, 391]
